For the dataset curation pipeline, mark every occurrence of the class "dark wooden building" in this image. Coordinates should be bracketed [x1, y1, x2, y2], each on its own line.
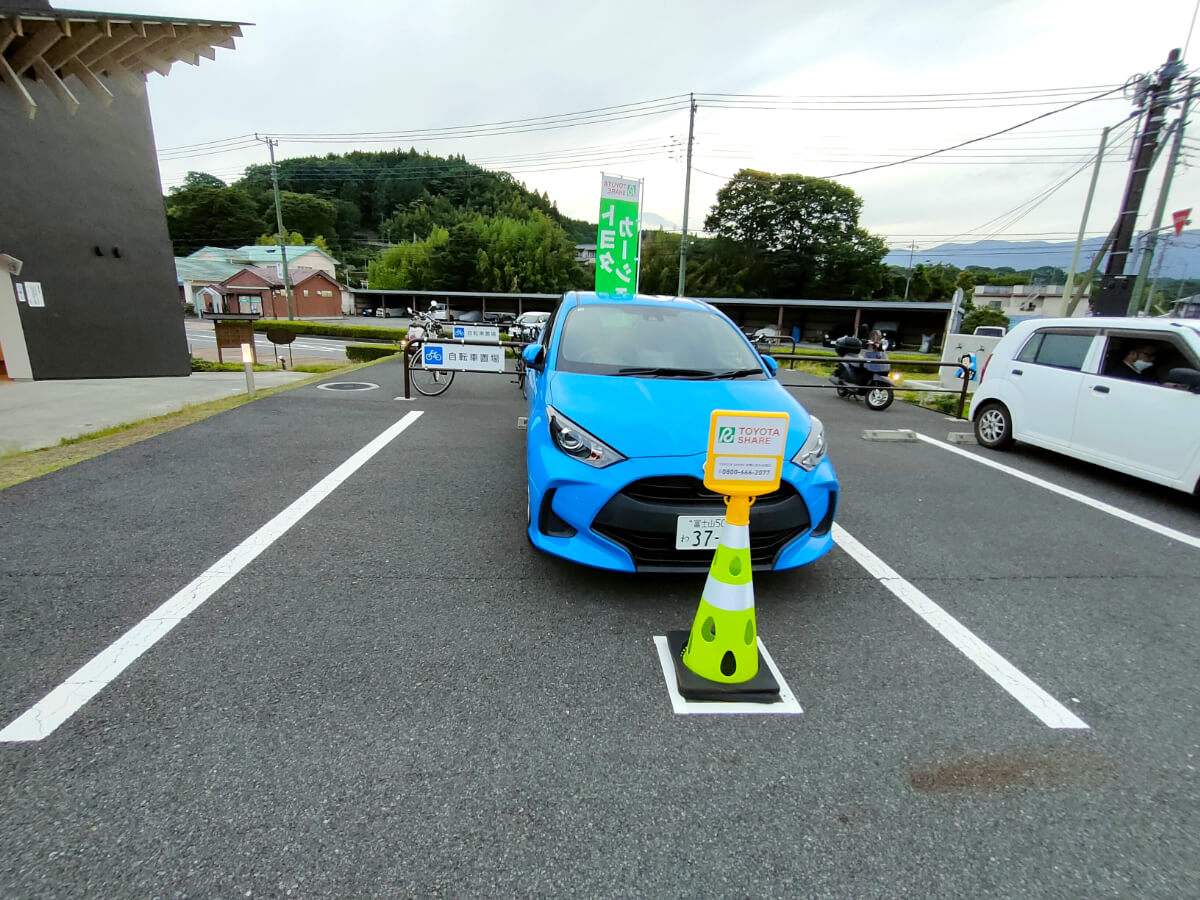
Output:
[0, 1, 243, 380]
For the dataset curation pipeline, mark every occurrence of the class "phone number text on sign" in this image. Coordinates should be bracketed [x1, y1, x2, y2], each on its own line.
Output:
[712, 457, 777, 482]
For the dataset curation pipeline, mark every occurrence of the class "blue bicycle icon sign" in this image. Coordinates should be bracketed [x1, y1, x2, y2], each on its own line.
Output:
[452, 326, 465, 339]
[423, 346, 444, 365]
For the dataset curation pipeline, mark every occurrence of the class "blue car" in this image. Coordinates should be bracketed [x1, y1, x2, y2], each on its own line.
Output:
[521, 292, 838, 573]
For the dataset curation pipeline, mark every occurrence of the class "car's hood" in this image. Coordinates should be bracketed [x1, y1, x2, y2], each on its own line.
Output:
[546, 371, 812, 459]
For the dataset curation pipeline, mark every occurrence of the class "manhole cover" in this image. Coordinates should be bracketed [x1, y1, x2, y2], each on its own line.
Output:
[317, 382, 380, 392]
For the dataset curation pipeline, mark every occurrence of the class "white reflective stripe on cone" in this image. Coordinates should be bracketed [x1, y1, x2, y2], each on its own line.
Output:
[719, 522, 750, 550]
[701, 574, 755, 611]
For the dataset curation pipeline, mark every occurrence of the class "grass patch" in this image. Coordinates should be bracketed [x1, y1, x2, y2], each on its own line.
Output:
[896, 389, 971, 419]
[0, 356, 392, 492]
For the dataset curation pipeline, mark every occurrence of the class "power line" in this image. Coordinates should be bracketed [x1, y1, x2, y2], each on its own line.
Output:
[818, 85, 1127, 179]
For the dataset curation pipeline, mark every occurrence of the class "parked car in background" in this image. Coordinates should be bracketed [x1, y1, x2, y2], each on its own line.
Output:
[511, 311, 551, 342]
[973, 325, 1007, 338]
[484, 312, 516, 326]
[971, 317, 1200, 493]
[519, 292, 838, 572]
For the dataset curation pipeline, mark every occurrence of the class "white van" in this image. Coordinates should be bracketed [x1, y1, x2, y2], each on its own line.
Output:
[970, 317, 1200, 493]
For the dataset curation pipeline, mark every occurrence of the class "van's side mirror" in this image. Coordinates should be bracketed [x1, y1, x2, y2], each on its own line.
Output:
[522, 343, 546, 372]
[1165, 367, 1200, 392]
[759, 353, 778, 377]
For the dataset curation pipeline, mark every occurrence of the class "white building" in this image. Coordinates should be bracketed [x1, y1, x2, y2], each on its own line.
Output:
[972, 283, 1089, 321]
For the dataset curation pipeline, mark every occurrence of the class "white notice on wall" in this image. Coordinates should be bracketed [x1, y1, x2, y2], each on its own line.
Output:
[24, 282, 44, 307]
[14, 283, 27, 303]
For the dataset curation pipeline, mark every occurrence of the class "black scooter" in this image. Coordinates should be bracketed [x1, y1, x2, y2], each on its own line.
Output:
[830, 335, 894, 411]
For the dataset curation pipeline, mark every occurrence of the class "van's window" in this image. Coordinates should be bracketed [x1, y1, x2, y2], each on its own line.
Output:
[1101, 335, 1196, 386]
[1016, 333, 1043, 363]
[1028, 332, 1092, 371]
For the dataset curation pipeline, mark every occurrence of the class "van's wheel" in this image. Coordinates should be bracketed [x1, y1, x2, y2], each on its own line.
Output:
[866, 387, 893, 411]
[974, 401, 1013, 449]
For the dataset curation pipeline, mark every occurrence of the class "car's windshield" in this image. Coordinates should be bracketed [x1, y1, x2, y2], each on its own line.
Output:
[556, 304, 765, 378]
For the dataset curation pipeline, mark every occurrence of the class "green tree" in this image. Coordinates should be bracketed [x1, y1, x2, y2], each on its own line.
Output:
[165, 172, 265, 255]
[703, 169, 887, 298]
[276, 192, 337, 246]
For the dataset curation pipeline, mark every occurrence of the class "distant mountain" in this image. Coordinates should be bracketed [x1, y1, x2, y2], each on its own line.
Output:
[885, 231, 1200, 279]
[642, 211, 680, 231]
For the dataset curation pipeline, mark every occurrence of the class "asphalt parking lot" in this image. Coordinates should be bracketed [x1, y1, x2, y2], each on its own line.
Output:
[2, 361, 1197, 898]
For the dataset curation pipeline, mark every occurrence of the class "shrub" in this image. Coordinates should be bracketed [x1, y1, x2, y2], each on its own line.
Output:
[191, 358, 274, 372]
[253, 319, 406, 342]
[345, 344, 402, 362]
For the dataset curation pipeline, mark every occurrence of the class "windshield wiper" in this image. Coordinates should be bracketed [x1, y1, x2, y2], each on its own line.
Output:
[702, 368, 766, 379]
[615, 366, 714, 378]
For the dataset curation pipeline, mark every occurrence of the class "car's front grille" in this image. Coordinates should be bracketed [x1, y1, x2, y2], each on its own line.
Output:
[620, 475, 794, 505]
[591, 476, 810, 572]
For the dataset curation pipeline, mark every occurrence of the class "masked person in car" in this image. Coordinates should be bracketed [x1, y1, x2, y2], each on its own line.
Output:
[1105, 342, 1160, 382]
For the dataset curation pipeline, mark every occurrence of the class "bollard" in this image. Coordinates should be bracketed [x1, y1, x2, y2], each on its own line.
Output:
[403, 341, 412, 400]
[241, 342, 255, 398]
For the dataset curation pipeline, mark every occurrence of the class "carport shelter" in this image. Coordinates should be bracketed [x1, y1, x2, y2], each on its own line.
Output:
[0, 1, 245, 380]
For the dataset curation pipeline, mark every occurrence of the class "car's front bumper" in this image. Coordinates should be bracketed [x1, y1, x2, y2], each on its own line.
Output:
[526, 444, 837, 573]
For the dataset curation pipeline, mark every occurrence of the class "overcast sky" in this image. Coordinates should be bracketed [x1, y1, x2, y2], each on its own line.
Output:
[120, 0, 1200, 259]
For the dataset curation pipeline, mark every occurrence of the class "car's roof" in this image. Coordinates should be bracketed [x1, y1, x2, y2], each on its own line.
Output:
[1012, 316, 1200, 337]
[566, 291, 717, 313]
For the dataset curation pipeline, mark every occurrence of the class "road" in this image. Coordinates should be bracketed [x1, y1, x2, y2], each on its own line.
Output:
[184, 319, 406, 365]
[1, 362, 1197, 897]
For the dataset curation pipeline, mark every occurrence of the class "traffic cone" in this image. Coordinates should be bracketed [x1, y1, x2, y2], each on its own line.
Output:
[681, 494, 758, 682]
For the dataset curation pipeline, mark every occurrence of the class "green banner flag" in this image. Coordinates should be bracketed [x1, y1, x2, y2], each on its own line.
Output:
[595, 175, 641, 295]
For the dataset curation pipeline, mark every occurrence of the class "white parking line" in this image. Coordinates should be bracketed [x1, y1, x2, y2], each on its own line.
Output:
[0, 411, 424, 743]
[913, 433, 1200, 551]
[832, 524, 1088, 730]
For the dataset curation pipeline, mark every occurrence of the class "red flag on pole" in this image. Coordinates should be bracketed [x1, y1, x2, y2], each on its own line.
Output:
[1172, 208, 1191, 236]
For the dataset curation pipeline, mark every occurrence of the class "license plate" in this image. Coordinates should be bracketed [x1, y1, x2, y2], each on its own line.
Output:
[675, 516, 725, 550]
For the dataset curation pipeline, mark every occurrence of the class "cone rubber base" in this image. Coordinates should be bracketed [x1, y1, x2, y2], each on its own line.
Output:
[667, 631, 781, 704]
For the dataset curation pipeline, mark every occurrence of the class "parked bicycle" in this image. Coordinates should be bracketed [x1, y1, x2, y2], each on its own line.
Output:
[405, 305, 454, 397]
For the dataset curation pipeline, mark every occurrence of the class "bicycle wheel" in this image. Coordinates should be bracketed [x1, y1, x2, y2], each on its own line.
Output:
[408, 352, 455, 396]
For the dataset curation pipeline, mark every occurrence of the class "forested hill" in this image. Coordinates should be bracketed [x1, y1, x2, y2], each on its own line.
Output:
[164, 148, 596, 261]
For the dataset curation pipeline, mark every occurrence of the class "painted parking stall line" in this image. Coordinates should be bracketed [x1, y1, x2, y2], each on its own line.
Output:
[0, 410, 424, 743]
[832, 524, 1088, 730]
[913, 433, 1200, 551]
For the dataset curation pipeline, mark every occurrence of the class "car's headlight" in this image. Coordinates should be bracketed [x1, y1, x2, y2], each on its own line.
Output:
[547, 405, 626, 468]
[791, 415, 827, 471]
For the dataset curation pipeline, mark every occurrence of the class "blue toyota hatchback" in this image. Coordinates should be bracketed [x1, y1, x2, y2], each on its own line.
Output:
[521, 292, 838, 572]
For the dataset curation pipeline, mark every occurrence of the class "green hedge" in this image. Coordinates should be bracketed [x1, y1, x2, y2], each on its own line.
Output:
[191, 358, 275, 372]
[253, 319, 407, 341]
[345, 343, 403, 362]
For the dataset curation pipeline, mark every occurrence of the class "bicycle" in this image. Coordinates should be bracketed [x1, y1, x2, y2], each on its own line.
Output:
[405, 306, 454, 397]
[407, 343, 455, 396]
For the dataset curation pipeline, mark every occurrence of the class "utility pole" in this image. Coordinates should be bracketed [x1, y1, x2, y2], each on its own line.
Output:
[1092, 48, 1184, 315]
[1061, 126, 1110, 316]
[676, 93, 697, 297]
[256, 134, 296, 321]
[902, 240, 916, 300]
[1132, 77, 1196, 313]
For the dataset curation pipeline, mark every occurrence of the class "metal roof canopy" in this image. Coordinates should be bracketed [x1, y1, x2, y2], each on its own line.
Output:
[0, 2, 246, 118]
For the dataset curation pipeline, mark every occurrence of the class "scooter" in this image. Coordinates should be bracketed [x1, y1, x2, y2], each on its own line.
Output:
[830, 335, 895, 411]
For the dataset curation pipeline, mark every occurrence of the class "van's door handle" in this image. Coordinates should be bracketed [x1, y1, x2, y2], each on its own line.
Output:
[1011, 368, 1023, 376]
[1093, 385, 1110, 394]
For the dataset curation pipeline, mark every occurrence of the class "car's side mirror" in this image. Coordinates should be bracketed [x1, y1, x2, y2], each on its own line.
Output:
[759, 353, 778, 377]
[522, 343, 546, 372]
[1165, 367, 1200, 392]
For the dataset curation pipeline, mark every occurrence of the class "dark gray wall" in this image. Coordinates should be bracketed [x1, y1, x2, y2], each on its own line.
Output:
[0, 73, 189, 378]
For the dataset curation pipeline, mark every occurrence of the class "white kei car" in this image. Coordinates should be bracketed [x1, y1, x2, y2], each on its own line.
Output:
[970, 317, 1200, 493]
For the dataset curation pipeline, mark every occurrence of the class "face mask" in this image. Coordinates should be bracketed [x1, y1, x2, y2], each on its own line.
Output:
[1132, 359, 1153, 373]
